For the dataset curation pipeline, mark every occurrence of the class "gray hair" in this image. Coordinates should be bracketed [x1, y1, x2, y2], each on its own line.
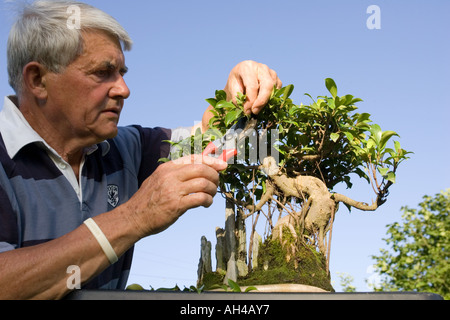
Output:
[7, 0, 133, 94]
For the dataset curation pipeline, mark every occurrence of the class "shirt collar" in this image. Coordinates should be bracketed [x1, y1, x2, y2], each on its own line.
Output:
[0, 96, 110, 159]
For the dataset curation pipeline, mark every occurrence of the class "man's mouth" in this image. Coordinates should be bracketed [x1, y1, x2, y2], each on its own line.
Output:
[102, 108, 121, 117]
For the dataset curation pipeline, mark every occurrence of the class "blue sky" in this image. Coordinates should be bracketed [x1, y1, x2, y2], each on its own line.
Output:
[0, 0, 449, 292]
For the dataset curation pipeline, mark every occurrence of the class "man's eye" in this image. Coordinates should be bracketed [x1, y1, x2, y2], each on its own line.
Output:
[95, 70, 110, 78]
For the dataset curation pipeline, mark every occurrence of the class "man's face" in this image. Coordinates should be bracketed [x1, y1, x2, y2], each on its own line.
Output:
[44, 30, 130, 144]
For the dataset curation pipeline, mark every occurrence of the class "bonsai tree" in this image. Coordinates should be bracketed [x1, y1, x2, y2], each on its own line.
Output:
[167, 79, 411, 291]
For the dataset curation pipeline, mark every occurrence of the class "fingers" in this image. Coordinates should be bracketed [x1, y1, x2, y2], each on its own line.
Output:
[182, 192, 215, 210]
[172, 154, 228, 172]
[226, 61, 282, 115]
[183, 177, 219, 196]
[165, 155, 226, 205]
[180, 178, 218, 209]
[129, 156, 227, 237]
[271, 69, 283, 90]
[228, 78, 244, 106]
[176, 162, 220, 186]
[241, 77, 259, 115]
[171, 156, 224, 208]
[250, 64, 282, 114]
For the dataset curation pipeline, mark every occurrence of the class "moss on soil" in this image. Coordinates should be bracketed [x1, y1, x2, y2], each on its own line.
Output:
[201, 236, 334, 292]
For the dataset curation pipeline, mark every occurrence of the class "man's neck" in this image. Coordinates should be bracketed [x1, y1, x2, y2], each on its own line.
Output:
[15, 96, 86, 173]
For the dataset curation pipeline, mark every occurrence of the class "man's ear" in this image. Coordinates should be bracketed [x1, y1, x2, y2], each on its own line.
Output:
[22, 62, 49, 100]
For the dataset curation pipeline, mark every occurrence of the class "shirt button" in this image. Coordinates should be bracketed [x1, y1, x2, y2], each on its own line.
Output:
[58, 162, 67, 170]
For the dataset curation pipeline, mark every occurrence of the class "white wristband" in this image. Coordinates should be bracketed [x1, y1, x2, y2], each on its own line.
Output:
[84, 218, 119, 265]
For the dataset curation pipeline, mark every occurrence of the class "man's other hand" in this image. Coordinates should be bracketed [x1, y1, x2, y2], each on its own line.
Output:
[225, 60, 283, 115]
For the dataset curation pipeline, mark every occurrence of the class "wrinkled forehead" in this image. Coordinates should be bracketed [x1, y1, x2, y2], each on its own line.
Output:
[74, 30, 127, 69]
[81, 29, 124, 55]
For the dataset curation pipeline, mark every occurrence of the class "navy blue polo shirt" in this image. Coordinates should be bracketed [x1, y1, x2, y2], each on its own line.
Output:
[0, 96, 184, 290]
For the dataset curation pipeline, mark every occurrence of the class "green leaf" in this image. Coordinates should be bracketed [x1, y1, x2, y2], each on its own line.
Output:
[215, 90, 227, 101]
[304, 93, 316, 103]
[288, 105, 301, 116]
[343, 131, 354, 141]
[299, 134, 310, 146]
[330, 133, 340, 142]
[394, 141, 402, 153]
[378, 167, 389, 176]
[209, 284, 229, 291]
[354, 167, 370, 184]
[358, 113, 372, 123]
[339, 94, 353, 106]
[209, 117, 219, 129]
[370, 124, 382, 145]
[206, 98, 217, 107]
[367, 139, 376, 151]
[225, 110, 242, 126]
[356, 122, 371, 131]
[227, 279, 241, 292]
[216, 101, 235, 110]
[386, 172, 396, 184]
[126, 283, 144, 291]
[350, 98, 363, 104]
[156, 284, 181, 292]
[325, 78, 338, 98]
[283, 84, 294, 99]
[380, 131, 399, 150]
[327, 97, 336, 110]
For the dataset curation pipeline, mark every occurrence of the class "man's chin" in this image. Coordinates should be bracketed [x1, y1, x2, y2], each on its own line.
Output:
[98, 124, 119, 141]
[104, 128, 119, 140]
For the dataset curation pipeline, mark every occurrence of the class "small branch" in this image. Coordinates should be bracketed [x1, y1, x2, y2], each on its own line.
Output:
[332, 193, 380, 211]
[243, 183, 275, 218]
[293, 154, 321, 162]
[366, 161, 379, 195]
[272, 197, 297, 220]
[371, 163, 381, 191]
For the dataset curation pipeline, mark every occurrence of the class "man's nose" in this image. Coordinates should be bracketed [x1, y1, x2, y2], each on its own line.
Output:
[110, 75, 131, 100]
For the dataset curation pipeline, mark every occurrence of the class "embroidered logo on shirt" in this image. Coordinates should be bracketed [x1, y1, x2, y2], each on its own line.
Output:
[107, 185, 119, 208]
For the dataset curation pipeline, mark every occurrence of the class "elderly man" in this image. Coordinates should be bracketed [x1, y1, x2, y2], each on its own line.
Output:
[0, 0, 281, 299]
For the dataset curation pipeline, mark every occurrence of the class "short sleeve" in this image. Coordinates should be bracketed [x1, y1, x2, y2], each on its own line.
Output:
[0, 184, 19, 252]
[130, 125, 172, 186]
